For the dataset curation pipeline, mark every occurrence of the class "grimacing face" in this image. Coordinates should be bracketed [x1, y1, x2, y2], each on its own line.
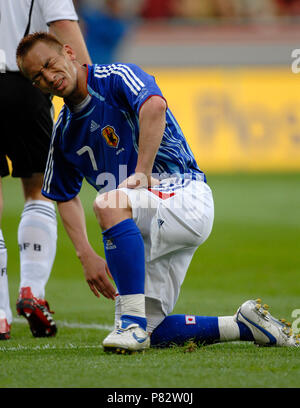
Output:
[20, 41, 78, 98]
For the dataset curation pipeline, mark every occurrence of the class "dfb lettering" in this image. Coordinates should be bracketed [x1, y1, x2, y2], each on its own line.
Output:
[19, 243, 42, 251]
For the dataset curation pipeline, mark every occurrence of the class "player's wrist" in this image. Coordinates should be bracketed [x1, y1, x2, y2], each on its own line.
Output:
[134, 166, 152, 178]
[76, 244, 95, 262]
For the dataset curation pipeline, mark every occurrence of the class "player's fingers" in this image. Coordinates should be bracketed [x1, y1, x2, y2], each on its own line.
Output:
[87, 281, 100, 298]
[149, 176, 160, 187]
[118, 180, 138, 189]
[93, 277, 116, 300]
[95, 282, 112, 299]
[101, 288, 114, 300]
[117, 177, 132, 189]
[104, 284, 117, 300]
[91, 280, 109, 299]
[117, 181, 126, 189]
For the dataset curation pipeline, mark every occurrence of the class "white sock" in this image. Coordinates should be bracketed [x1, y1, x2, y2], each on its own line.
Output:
[218, 316, 241, 341]
[18, 200, 57, 299]
[0, 230, 12, 324]
[119, 294, 146, 318]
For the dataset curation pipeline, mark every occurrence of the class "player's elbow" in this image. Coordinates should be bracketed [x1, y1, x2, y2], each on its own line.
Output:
[151, 96, 167, 112]
[140, 96, 167, 118]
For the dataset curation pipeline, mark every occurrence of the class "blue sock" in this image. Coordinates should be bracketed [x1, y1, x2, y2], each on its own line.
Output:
[151, 315, 254, 347]
[150, 315, 220, 347]
[237, 321, 254, 341]
[102, 218, 146, 330]
[121, 315, 147, 330]
[102, 219, 145, 295]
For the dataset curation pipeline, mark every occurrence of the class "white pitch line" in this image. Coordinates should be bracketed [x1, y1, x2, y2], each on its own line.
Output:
[0, 343, 104, 352]
[0, 319, 113, 352]
[13, 317, 114, 331]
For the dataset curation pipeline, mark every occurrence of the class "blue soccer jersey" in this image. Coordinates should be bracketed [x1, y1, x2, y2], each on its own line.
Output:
[42, 63, 206, 201]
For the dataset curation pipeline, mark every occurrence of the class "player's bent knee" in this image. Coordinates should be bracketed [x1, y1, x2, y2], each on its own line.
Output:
[93, 190, 132, 230]
[94, 190, 129, 211]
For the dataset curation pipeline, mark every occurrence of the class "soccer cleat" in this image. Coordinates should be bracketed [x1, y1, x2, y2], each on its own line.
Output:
[0, 310, 11, 340]
[103, 319, 150, 353]
[16, 287, 57, 337]
[236, 299, 299, 347]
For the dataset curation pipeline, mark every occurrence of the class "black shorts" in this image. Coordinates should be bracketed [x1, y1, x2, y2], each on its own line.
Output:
[0, 71, 53, 178]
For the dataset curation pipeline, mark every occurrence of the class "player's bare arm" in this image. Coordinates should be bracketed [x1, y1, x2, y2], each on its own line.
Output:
[49, 19, 92, 65]
[118, 96, 167, 189]
[57, 196, 116, 300]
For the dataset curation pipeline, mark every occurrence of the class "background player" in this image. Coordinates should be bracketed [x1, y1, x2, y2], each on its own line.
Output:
[15, 32, 299, 351]
[0, 0, 91, 340]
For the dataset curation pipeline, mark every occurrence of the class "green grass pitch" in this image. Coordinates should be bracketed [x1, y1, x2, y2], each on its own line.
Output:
[0, 173, 299, 388]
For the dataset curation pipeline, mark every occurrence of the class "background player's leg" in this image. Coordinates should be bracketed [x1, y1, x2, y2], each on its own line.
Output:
[0, 178, 13, 338]
[18, 173, 57, 299]
[16, 173, 57, 337]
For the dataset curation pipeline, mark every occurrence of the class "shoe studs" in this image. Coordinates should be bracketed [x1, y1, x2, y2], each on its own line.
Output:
[247, 299, 300, 347]
[282, 326, 293, 337]
[254, 300, 270, 318]
[112, 347, 132, 355]
[261, 303, 270, 316]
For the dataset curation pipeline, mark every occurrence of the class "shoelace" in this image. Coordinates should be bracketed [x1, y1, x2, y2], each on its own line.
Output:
[37, 299, 54, 315]
[116, 328, 125, 335]
[38, 305, 55, 322]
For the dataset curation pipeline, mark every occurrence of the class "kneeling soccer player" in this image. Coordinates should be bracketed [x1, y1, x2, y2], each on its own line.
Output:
[16, 32, 299, 352]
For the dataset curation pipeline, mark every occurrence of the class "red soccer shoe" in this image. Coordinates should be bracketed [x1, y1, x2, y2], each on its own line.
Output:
[16, 287, 57, 337]
[0, 311, 11, 340]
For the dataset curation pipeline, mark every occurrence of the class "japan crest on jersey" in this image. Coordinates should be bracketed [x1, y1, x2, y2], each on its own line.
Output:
[102, 126, 120, 148]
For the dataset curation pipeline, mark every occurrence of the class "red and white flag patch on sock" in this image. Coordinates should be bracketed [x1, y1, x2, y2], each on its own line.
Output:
[185, 315, 196, 325]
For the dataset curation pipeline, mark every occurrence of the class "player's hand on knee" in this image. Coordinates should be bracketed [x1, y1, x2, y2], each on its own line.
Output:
[81, 252, 116, 300]
[118, 173, 159, 189]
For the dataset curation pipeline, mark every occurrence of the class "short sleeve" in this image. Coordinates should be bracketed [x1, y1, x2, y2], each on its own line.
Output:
[92, 63, 167, 115]
[42, 134, 83, 202]
[37, 0, 78, 24]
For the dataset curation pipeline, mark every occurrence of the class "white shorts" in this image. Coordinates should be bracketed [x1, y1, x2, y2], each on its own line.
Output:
[117, 177, 214, 332]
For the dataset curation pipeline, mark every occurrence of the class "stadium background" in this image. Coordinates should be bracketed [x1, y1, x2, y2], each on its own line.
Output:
[2, 0, 300, 389]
